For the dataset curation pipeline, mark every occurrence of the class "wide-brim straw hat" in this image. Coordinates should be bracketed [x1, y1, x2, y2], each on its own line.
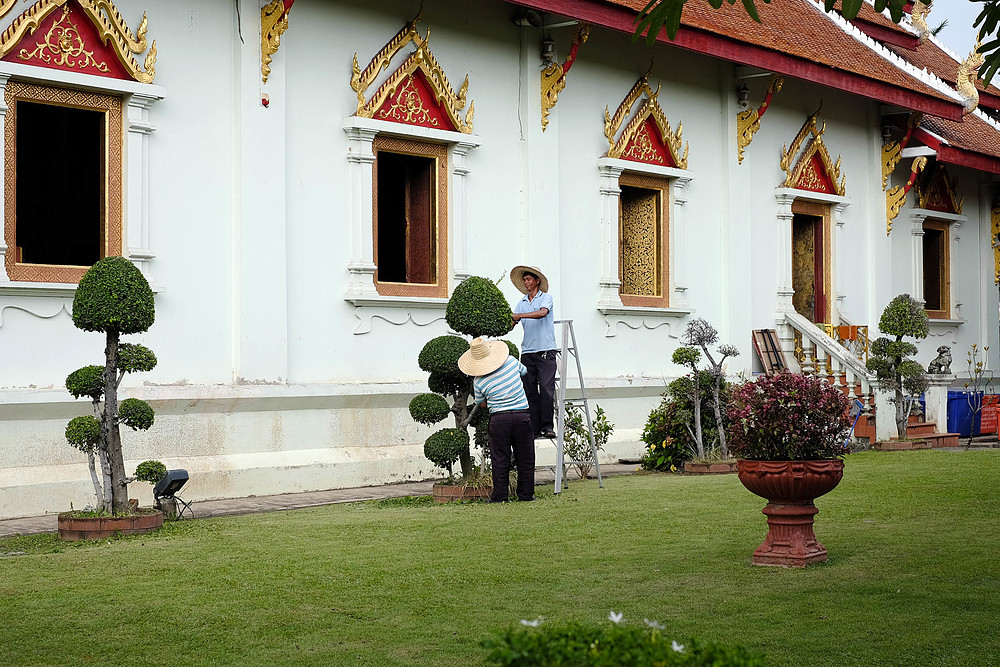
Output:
[510, 265, 549, 294]
[458, 337, 509, 376]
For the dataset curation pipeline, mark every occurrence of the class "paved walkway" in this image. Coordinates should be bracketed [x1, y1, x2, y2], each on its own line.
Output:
[0, 463, 639, 538]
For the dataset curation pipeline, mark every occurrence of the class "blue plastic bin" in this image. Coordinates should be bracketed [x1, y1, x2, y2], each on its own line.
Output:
[947, 391, 983, 437]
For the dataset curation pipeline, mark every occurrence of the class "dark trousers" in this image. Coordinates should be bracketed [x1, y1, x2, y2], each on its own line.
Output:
[488, 410, 535, 501]
[521, 351, 557, 434]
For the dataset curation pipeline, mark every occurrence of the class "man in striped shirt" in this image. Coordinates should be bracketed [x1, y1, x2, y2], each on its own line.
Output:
[458, 337, 535, 502]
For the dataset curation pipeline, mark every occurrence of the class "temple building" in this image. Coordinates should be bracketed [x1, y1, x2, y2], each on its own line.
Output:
[1, 0, 997, 519]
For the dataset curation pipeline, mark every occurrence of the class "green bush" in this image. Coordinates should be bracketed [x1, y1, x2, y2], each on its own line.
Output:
[72, 256, 155, 335]
[483, 620, 763, 666]
[65, 416, 101, 451]
[502, 339, 519, 359]
[424, 428, 471, 470]
[418, 336, 468, 375]
[409, 393, 452, 426]
[66, 365, 105, 401]
[117, 343, 158, 374]
[445, 276, 514, 338]
[118, 398, 155, 431]
[428, 370, 471, 398]
[563, 405, 613, 478]
[640, 374, 729, 469]
[134, 460, 166, 484]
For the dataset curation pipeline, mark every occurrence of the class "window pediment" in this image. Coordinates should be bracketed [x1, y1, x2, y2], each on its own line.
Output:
[0, 0, 156, 84]
[351, 14, 473, 134]
[780, 109, 845, 196]
[604, 74, 687, 169]
[917, 163, 963, 215]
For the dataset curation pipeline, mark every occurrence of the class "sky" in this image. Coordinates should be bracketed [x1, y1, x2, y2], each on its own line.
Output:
[923, 1, 983, 58]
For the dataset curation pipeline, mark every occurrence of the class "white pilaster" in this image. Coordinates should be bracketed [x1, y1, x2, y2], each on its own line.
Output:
[125, 93, 159, 280]
[597, 162, 624, 308]
[343, 125, 379, 299]
[671, 176, 692, 307]
[909, 210, 927, 304]
[832, 202, 848, 323]
[451, 140, 476, 284]
[775, 192, 796, 313]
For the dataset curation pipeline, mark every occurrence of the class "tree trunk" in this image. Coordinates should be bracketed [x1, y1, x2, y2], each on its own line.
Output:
[104, 330, 129, 513]
[691, 381, 704, 459]
[86, 448, 104, 511]
[455, 389, 474, 478]
[712, 381, 728, 459]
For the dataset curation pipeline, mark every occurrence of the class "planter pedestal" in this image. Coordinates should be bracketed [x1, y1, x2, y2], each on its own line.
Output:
[753, 502, 827, 566]
[737, 460, 844, 568]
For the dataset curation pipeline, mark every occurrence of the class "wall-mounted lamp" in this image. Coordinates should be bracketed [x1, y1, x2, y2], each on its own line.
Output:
[541, 34, 555, 66]
[882, 123, 893, 144]
[737, 83, 750, 108]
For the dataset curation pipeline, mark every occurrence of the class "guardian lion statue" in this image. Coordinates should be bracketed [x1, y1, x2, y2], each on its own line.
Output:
[927, 346, 952, 374]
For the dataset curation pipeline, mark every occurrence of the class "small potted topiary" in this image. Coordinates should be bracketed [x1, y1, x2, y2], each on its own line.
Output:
[727, 372, 852, 567]
[408, 276, 515, 502]
[57, 256, 164, 541]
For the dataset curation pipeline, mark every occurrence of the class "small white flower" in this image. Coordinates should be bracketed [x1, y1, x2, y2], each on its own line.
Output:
[671, 640, 685, 653]
[520, 618, 542, 627]
[643, 618, 665, 630]
[608, 610, 623, 624]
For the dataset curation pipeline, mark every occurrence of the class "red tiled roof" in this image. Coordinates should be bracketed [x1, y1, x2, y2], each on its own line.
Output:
[885, 40, 1000, 108]
[508, 0, 964, 119]
[918, 113, 1000, 173]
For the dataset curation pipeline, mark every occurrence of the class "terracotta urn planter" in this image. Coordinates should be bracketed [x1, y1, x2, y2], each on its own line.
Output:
[57, 510, 165, 541]
[737, 459, 844, 567]
[432, 482, 492, 503]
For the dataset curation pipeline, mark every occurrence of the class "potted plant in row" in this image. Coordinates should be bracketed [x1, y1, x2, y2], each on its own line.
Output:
[727, 372, 852, 567]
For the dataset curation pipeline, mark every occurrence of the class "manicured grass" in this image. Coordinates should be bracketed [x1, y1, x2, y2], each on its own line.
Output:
[1, 450, 999, 666]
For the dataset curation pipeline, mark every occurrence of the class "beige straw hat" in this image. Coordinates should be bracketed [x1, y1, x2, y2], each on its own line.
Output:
[458, 337, 509, 376]
[510, 265, 549, 294]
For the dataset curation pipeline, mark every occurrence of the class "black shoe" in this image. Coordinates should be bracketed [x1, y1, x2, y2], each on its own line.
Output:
[541, 430, 556, 439]
[486, 497, 508, 503]
[517, 495, 536, 502]
[533, 432, 546, 440]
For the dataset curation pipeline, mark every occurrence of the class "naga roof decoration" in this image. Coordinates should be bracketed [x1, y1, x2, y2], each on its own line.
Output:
[780, 108, 845, 196]
[917, 162, 963, 215]
[604, 73, 688, 169]
[736, 73, 783, 164]
[0, 0, 156, 83]
[350, 13, 473, 134]
[956, 40, 985, 117]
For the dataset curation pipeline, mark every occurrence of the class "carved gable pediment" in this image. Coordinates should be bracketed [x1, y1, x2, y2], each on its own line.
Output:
[918, 163, 963, 214]
[781, 109, 845, 196]
[604, 74, 687, 169]
[351, 15, 473, 134]
[0, 0, 156, 83]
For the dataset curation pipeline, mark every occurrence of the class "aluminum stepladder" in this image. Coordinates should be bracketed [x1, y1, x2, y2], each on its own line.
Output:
[550, 319, 603, 494]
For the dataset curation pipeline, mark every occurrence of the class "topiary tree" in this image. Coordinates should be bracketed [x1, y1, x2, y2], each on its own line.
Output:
[65, 256, 158, 513]
[866, 294, 929, 440]
[409, 276, 515, 478]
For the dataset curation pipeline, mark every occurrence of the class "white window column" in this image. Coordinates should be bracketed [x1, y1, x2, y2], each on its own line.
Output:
[343, 124, 379, 300]
[775, 192, 796, 313]
[597, 161, 625, 308]
[125, 93, 158, 281]
[671, 175, 692, 308]
[450, 140, 476, 284]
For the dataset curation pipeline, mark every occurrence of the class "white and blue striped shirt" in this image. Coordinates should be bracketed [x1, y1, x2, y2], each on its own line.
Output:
[473, 355, 529, 414]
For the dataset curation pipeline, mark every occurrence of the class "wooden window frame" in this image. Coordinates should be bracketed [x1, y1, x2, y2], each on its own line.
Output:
[4, 81, 123, 284]
[371, 135, 448, 298]
[617, 172, 669, 308]
[922, 218, 951, 319]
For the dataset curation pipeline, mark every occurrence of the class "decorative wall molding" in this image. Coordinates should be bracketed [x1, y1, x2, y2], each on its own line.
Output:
[0, 298, 71, 327]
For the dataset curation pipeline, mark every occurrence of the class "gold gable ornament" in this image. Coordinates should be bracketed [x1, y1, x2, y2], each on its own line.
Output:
[604, 71, 688, 169]
[780, 107, 845, 196]
[0, 0, 157, 83]
[351, 11, 473, 133]
[736, 73, 783, 164]
[886, 156, 927, 234]
[917, 162, 963, 214]
[880, 112, 922, 190]
[261, 0, 293, 85]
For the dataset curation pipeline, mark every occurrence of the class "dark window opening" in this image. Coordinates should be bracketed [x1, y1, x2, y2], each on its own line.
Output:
[376, 151, 436, 285]
[16, 101, 104, 267]
[923, 226, 945, 312]
[619, 185, 661, 297]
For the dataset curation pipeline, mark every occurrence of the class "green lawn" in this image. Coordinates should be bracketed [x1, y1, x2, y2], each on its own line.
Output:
[1, 450, 998, 666]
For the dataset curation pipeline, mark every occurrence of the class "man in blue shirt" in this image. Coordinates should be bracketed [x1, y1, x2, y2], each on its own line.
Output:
[458, 337, 535, 502]
[510, 265, 557, 439]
